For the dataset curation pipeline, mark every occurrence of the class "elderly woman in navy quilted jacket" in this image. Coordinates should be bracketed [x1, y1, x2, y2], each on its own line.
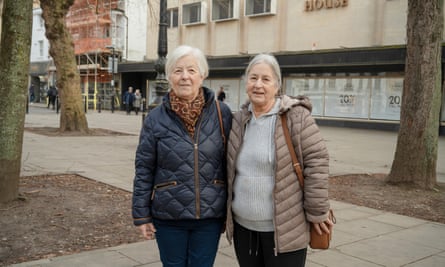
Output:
[132, 45, 232, 267]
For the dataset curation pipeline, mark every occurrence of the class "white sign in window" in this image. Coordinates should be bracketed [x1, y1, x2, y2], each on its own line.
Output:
[324, 78, 370, 119]
[370, 77, 402, 121]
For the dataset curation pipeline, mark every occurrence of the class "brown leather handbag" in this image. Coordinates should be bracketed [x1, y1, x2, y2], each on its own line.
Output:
[280, 114, 335, 249]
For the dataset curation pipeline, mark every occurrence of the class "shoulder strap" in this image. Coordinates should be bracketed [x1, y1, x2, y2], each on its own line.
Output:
[215, 100, 226, 148]
[280, 114, 304, 189]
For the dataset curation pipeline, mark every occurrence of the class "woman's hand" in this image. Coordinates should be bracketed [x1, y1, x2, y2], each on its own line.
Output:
[138, 223, 157, 240]
[312, 216, 334, 235]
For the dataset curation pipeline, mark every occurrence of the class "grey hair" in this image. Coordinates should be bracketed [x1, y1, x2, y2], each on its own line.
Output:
[165, 45, 209, 82]
[245, 53, 282, 89]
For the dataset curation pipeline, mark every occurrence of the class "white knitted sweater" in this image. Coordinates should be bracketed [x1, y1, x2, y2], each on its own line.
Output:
[232, 99, 280, 232]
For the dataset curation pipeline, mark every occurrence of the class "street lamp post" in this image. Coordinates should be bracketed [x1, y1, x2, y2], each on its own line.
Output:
[106, 45, 115, 113]
[148, 0, 168, 111]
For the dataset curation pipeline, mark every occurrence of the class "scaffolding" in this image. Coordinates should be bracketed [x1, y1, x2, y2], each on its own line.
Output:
[65, 0, 126, 110]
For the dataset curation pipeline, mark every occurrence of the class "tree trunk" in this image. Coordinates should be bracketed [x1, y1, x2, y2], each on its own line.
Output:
[0, 0, 32, 203]
[387, 0, 443, 189]
[40, 0, 89, 133]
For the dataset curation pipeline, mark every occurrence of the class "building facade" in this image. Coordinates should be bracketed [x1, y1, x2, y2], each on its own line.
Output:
[29, 3, 52, 103]
[28, 0, 147, 109]
[65, 0, 129, 109]
[119, 0, 445, 134]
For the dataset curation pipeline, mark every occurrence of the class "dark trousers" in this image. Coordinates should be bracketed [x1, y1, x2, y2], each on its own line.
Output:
[125, 103, 132, 114]
[48, 96, 56, 109]
[153, 218, 223, 267]
[234, 222, 307, 267]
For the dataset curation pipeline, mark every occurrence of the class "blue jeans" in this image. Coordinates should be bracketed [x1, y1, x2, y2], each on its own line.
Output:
[153, 218, 223, 267]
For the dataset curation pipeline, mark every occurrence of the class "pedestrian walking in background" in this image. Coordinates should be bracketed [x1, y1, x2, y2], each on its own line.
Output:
[217, 86, 226, 102]
[225, 53, 333, 267]
[47, 86, 57, 110]
[132, 45, 232, 267]
[133, 89, 142, 115]
[29, 84, 35, 104]
[124, 86, 134, 115]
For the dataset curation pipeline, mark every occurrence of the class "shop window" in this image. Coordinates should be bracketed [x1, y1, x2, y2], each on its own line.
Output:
[212, 0, 239, 21]
[167, 8, 179, 28]
[183, 2, 207, 25]
[245, 0, 276, 16]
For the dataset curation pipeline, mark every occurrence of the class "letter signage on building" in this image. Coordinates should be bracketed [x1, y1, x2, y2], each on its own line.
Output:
[304, 0, 348, 12]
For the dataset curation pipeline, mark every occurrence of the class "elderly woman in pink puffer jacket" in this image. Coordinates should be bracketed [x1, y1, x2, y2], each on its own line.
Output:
[225, 53, 333, 267]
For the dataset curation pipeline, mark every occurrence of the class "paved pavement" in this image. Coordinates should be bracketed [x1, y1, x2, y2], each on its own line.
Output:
[9, 103, 445, 267]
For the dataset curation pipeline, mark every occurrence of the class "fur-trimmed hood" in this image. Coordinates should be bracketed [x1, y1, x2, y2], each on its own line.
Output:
[278, 94, 312, 114]
[239, 94, 313, 115]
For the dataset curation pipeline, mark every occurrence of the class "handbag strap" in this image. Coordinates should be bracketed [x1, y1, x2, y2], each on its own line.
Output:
[282, 114, 336, 225]
[215, 100, 226, 148]
[280, 114, 304, 189]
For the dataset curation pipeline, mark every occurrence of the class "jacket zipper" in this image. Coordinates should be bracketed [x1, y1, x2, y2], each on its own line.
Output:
[213, 179, 225, 185]
[194, 114, 204, 219]
[272, 183, 279, 256]
[272, 115, 282, 256]
[167, 99, 210, 219]
[194, 143, 200, 218]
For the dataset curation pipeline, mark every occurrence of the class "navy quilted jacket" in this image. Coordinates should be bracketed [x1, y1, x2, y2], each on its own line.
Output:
[132, 87, 232, 225]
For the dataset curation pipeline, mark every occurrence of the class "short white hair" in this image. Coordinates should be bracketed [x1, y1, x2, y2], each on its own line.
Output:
[165, 45, 209, 82]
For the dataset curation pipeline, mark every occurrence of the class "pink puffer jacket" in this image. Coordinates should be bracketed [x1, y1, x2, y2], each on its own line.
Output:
[226, 95, 330, 253]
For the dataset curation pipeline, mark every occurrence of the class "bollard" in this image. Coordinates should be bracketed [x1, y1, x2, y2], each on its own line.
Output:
[26, 97, 29, 114]
[98, 97, 102, 113]
[84, 96, 87, 113]
[111, 95, 115, 113]
[56, 96, 60, 114]
[142, 98, 146, 112]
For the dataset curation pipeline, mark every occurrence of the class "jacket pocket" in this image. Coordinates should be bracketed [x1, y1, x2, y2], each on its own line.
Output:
[151, 181, 178, 200]
[213, 179, 225, 186]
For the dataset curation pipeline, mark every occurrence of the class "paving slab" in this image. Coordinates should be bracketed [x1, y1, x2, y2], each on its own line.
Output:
[338, 235, 441, 267]
[9, 105, 445, 267]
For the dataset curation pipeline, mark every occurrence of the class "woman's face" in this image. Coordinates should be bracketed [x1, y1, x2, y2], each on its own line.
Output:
[169, 55, 204, 102]
[246, 62, 279, 109]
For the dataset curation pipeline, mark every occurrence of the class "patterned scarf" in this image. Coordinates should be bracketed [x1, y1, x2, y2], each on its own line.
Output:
[170, 89, 205, 138]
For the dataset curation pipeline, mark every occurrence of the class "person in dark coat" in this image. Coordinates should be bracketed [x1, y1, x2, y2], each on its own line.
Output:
[47, 86, 57, 109]
[123, 86, 134, 114]
[29, 84, 35, 103]
[217, 86, 226, 102]
[132, 45, 232, 267]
